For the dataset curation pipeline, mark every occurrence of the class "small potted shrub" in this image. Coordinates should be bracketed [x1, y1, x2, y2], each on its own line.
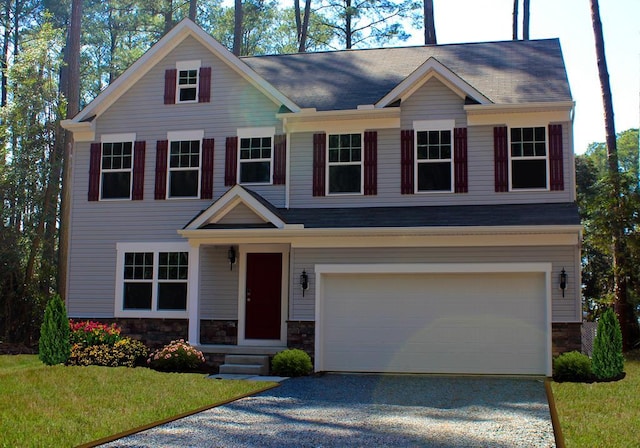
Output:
[271, 349, 313, 377]
[147, 339, 206, 372]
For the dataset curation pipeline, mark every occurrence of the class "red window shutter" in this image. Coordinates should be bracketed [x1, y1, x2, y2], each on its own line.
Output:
[225, 136, 238, 186]
[154, 140, 168, 200]
[312, 133, 326, 197]
[548, 124, 564, 191]
[164, 69, 177, 105]
[494, 126, 509, 192]
[201, 138, 215, 199]
[273, 134, 287, 185]
[88, 143, 101, 201]
[400, 129, 414, 194]
[198, 67, 211, 103]
[364, 131, 377, 195]
[454, 128, 468, 193]
[132, 141, 146, 200]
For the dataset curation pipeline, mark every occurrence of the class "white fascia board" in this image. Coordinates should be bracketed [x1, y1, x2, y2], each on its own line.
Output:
[184, 185, 286, 230]
[465, 101, 575, 126]
[376, 57, 491, 108]
[69, 19, 299, 124]
[60, 120, 95, 142]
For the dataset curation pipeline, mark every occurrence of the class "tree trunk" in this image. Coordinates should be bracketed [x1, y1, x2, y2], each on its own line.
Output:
[164, 0, 173, 35]
[522, 0, 530, 40]
[58, 0, 82, 301]
[423, 0, 436, 45]
[1, 1, 10, 107]
[512, 0, 519, 40]
[298, 0, 312, 52]
[233, 0, 243, 56]
[189, 0, 197, 21]
[590, 0, 640, 350]
[345, 0, 352, 49]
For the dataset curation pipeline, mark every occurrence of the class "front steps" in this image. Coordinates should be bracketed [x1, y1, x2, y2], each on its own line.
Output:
[218, 354, 270, 376]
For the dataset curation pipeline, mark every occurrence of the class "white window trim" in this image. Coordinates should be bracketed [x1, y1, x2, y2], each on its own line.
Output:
[326, 132, 364, 196]
[237, 127, 275, 185]
[175, 60, 201, 104]
[413, 120, 454, 194]
[99, 133, 136, 201]
[115, 242, 191, 319]
[508, 126, 550, 191]
[167, 130, 204, 199]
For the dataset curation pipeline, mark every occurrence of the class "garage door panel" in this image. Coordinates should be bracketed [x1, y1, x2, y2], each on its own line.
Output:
[320, 272, 547, 375]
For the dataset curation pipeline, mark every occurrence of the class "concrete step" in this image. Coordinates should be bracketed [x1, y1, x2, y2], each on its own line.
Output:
[224, 354, 270, 367]
[218, 363, 266, 375]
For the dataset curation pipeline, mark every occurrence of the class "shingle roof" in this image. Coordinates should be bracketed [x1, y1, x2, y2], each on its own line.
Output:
[243, 38, 572, 111]
[278, 202, 580, 228]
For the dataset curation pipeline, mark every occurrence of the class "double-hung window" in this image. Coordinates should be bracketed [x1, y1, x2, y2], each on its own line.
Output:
[167, 130, 203, 198]
[414, 120, 453, 192]
[328, 133, 362, 194]
[116, 243, 190, 318]
[176, 60, 200, 103]
[238, 127, 274, 184]
[510, 127, 547, 189]
[100, 134, 135, 200]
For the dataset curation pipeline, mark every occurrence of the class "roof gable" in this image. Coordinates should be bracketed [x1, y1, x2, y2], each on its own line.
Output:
[71, 19, 299, 123]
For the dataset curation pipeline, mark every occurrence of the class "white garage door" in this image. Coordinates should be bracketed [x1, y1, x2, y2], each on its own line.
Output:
[319, 272, 548, 375]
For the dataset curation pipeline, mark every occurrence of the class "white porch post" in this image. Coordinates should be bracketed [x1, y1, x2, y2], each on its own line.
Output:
[188, 243, 200, 345]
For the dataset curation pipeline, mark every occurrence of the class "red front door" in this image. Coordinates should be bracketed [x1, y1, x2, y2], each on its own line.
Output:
[245, 253, 282, 340]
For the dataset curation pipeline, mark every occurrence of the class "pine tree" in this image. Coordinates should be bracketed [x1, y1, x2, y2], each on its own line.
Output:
[38, 295, 71, 365]
[591, 308, 624, 380]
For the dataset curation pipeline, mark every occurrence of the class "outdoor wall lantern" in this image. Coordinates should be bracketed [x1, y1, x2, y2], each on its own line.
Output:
[300, 270, 309, 297]
[228, 246, 236, 271]
[560, 268, 567, 297]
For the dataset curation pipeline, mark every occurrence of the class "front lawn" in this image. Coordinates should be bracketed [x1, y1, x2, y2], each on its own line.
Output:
[0, 355, 275, 447]
[551, 350, 640, 447]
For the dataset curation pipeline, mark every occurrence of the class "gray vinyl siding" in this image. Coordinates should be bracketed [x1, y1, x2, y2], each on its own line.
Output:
[217, 203, 267, 225]
[199, 246, 239, 319]
[67, 36, 285, 316]
[288, 77, 574, 208]
[289, 245, 579, 323]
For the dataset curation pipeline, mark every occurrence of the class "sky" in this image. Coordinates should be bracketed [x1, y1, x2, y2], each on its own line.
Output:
[399, 0, 640, 154]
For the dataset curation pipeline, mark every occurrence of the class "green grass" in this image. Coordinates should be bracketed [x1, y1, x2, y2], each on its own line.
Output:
[0, 355, 274, 448]
[551, 350, 640, 447]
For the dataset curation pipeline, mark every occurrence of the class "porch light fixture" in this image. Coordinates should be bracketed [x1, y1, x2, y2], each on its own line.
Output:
[560, 268, 567, 297]
[228, 246, 236, 271]
[300, 270, 309, 297]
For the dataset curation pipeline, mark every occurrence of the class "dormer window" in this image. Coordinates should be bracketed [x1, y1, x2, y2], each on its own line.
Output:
[176, 60, 200, 103]
[510, 127, 547, 190]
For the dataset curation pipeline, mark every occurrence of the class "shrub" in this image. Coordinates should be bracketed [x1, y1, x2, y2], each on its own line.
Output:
[68, 338, 148, 368]
[592, 308, 624, 380]
[271, 349, 313, 377]
[39, 295, 71, 365]
[147, 340, 206, 372]
[69, 320, 122, 346]
[553, 351, 592, 382]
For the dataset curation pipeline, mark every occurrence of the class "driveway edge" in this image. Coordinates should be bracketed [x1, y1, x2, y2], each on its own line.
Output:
[545, 379, 566, 448]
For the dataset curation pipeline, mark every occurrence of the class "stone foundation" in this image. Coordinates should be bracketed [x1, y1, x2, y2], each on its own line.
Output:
[200, 320, 238, 345]
[79, 318, 189, 349]
[552, 322, 582, 356]
[287, 321, 315, 361]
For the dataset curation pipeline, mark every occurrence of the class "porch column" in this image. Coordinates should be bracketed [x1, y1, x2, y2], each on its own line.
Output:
[188, 243, 200, 345]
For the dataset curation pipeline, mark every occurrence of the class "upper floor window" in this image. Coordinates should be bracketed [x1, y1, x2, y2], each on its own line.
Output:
[176, 60, 200, 103]
[116, 243, 190, 318]
[413, 120, 454, 193]
[167, 130, 203, 198]
[328, 133, 362, 194]
[237, 127, 274, 184]
[100, 133, 135, 200]
[510, 127, 547, 189]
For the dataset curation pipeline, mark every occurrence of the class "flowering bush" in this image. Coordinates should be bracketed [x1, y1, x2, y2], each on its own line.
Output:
[68, 338, 148, 367]
[69, 320, 122, 346]
[147, 339, 206, 372]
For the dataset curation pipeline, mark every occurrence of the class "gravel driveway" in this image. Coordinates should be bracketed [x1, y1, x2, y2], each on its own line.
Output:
[101, 374, 555, 448]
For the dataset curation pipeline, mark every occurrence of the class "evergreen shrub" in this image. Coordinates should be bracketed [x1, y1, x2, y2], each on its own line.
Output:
[592, 308, 624, 380]
[38, 295, 71, 365]
[271, 349, 313, 377]
[553, 351, 592, 382]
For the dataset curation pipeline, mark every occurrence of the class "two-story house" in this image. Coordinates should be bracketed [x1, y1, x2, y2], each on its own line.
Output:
[62, 19, 581, 376]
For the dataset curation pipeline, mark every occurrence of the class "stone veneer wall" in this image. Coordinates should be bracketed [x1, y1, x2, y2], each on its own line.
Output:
[200, 320, 238, 345]
[552, 322, 582, 356]
[89, 318, 188, 349]
[287, 321, 315, 361]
